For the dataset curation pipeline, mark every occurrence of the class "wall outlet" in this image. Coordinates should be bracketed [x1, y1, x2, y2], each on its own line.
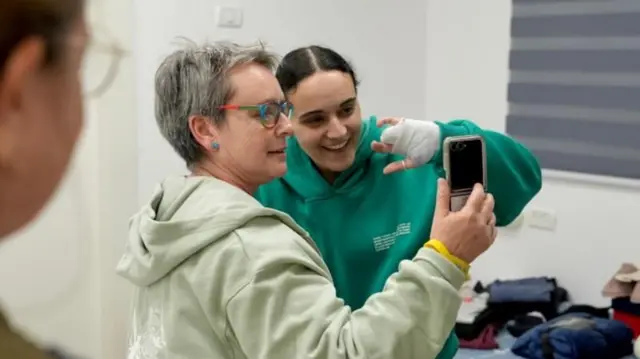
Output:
[526, 207, 557, 231]
[216, 6, 243, 28]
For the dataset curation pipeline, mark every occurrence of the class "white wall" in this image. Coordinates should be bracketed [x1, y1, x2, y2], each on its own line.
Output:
[425, 0, 640, 305]
[0, 0, 137, 358]
[134, 0, 429, 203]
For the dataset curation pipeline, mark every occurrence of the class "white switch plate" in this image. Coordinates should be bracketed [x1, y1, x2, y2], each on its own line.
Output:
[526, 207, 557, 231]
[216, 6, 243, 28]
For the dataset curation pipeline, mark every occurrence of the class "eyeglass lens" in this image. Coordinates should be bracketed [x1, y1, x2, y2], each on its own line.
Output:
[259, 102, 293, 127]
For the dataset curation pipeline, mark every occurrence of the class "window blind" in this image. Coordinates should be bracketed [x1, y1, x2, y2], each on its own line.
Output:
[506, 0, 640, 179]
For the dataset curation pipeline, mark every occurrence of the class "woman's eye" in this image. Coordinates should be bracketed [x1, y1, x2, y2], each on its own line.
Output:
[248, 110, 261, 118]
[303, 116, 325, 126]
[337, 106, 354, 117]
[265, 106, 280, 119]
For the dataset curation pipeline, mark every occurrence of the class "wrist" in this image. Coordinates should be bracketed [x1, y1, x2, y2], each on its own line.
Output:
[425, 239, 470, 279]
[432, 121, 471, 166]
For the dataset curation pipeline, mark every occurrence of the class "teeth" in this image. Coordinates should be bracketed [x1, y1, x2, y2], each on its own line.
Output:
[325, 141, 348, 150]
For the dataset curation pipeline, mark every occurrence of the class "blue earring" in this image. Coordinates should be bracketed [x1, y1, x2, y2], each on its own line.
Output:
[211, 142, 220, 150]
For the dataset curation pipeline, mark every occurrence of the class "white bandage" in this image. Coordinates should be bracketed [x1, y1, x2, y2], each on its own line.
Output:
[380, 118, 441, 166]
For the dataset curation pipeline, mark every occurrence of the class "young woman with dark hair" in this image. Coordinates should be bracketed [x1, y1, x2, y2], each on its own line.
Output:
[256, 45, 543, 359]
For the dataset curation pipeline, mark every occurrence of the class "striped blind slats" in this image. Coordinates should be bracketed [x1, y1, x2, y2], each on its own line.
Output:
[506, 0, 640, 178]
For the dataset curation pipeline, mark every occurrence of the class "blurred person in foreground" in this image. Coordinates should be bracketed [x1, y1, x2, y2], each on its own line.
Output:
[116, 41, 497, 359]
[0, 0, 87, 357]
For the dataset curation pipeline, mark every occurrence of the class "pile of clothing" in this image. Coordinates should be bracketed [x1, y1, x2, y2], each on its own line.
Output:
[511, 312, 634, 359]
[456, 277, 635, 359]
[456, 277, 568, 349]
[602, 262, 640, 339]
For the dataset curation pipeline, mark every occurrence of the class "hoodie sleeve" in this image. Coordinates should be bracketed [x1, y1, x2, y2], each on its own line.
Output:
[225, 225, 465, 359]
[432, 119, 542, 226]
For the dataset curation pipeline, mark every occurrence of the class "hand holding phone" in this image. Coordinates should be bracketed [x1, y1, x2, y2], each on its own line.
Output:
[443, 135, 487, 211]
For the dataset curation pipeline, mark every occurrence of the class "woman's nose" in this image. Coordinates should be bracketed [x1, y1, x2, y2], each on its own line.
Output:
[276, 113, 293, 136]
[326, 116, 347, 138]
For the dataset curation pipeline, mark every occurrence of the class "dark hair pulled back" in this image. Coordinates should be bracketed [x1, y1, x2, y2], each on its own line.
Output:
[276, 45, 359, 94]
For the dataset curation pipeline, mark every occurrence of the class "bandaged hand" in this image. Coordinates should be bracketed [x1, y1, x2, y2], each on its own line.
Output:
[371, 117, 441, 174]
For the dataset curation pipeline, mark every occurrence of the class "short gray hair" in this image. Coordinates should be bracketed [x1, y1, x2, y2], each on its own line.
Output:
[154, 40, 280, 166]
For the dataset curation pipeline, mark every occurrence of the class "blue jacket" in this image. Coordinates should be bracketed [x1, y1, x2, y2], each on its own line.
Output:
[511, 312, 633, 359]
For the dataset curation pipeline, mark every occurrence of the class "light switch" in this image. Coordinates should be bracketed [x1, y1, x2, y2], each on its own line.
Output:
[216, 6, 243, 28]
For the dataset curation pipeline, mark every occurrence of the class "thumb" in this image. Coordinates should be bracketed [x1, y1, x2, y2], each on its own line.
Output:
[380, 123, 403, 145]
[434, 178, 451, 218]
[377, 117, 403, 128]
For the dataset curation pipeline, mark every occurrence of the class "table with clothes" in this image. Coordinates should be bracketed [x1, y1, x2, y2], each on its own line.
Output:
[454, 277, 638, 359]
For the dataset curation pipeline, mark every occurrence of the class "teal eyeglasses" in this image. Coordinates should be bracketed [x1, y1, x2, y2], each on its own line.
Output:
[218, 101, 293, 128]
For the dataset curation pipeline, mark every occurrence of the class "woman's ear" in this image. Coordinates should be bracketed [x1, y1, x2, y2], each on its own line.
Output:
[188, 115, 219, 151]
[0, 38, 46, 170]
[0, 37, 45, 116]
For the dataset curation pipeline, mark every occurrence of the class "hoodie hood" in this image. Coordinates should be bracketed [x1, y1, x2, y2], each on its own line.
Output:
[281, 116, 383, 199]
[116, 176, 269, 287]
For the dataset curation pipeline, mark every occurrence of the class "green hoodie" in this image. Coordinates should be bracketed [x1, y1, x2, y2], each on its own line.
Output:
[255, 116, 542, 358]
[116, 176, 467, 359]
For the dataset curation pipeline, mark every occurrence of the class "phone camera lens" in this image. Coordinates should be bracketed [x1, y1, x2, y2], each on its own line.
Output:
[451, 142, 466, 152]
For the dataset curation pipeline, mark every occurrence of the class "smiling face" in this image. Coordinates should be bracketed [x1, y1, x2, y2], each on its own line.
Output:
[287, 70, 362, 180]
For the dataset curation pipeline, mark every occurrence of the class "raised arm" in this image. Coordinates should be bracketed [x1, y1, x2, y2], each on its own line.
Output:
[227, 245, 464, 359]
[227, 243, 463, 359]
[225, 181, 495, 359]
[373, 117, 542, 226]
[432, 119, 542, 226]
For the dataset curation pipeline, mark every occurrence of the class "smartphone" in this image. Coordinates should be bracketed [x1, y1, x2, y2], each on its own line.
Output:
[443, 135, 487, 211]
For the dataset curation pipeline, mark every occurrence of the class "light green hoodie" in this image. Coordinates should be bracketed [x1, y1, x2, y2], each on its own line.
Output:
[117, 176, 466, 359]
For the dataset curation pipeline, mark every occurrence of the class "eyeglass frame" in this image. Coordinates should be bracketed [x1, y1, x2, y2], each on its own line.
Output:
[79, 24, 128, 98]
[218, 101, 294, 128]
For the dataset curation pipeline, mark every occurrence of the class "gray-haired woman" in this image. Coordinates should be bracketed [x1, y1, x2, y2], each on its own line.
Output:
[117, 41, 496, 359]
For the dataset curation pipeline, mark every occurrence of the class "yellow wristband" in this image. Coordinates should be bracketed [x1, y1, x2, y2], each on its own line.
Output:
[425, 239, 470, 279]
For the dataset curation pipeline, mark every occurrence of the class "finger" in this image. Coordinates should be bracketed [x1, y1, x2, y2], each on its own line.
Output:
[376, 117, 403, 128]
[488, 213, 496, 227]
[462, 183, 486, 213]
[371, 141, 393, 153]
[485, 223, 497, 243]
[382, 158, 417, 174]
[480, 194, 495, 222]
[433, 178, 451, 218]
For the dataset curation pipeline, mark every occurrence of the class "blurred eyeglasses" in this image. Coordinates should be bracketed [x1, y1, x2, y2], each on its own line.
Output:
[81, 24, 127, 99]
